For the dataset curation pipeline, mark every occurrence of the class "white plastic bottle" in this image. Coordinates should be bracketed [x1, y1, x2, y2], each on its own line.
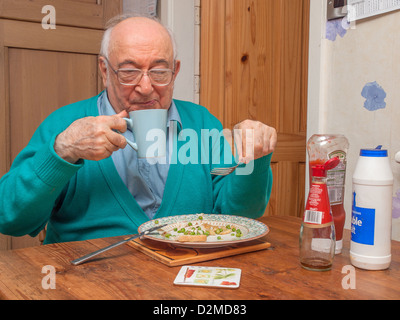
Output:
[350, 146, 393, 270]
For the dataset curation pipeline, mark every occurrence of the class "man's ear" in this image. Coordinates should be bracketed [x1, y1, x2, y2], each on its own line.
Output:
[98, 57, 108, 88]
[173, 60, 181, 80]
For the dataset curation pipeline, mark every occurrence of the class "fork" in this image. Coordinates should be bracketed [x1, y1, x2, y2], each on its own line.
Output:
[210, 163, 243, 176]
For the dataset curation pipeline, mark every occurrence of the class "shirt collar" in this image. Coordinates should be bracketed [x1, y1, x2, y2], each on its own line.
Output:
[166, 100, 182, 129]
[98, 90, 182, 129]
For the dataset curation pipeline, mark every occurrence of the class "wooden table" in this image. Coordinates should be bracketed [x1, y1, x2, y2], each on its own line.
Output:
[0, 216, 399, 301]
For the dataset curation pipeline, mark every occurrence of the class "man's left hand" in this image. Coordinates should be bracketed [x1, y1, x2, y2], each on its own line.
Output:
[233, 120, 277, 163]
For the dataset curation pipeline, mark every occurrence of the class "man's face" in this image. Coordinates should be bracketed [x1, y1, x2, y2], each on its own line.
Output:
[99, 18, 180, 113]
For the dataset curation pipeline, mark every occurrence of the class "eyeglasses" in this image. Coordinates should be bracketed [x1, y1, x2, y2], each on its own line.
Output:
[103, 57, 175, 87]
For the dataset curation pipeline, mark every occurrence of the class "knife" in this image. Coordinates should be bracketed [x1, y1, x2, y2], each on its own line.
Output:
[70, 224, 167, 266]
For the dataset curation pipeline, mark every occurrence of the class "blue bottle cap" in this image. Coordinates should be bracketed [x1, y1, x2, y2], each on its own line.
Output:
[360, 146, 388, 157]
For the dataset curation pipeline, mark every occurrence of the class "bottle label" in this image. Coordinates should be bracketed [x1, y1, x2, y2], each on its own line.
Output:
[327, 150, 347, 205]
[351, 192, 375, 245]
[304, 183, 332, 226]
[304, 210, 325, 225]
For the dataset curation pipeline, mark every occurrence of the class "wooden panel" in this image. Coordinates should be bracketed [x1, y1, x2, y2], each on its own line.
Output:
[276, 162, 301, 217]
[200, 0, 226, 121]
[224, 0, 277, 129]
[9, 48, 98, 160]
[278, 0, 305, 133]
[300, 2, 310, 134]
[266, 162, 306, 218]
[102, 0, 123, 27]
[297, 162, 306, 216]
[0, 23, 9, 179]
[200, 0, 310, 218]
[0, 19, 104, 178]
[272, 133, 306, 163]
[1, 19, 103, 54]
[201, 0, 309, 133]
[0, 0, 121, 29]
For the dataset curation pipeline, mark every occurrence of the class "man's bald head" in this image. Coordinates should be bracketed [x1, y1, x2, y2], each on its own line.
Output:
[100, 14, 177, 61]
[97, 14, 181, 113]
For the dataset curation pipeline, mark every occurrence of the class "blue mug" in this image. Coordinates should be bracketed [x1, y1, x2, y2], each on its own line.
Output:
[123, 109, 168, 159]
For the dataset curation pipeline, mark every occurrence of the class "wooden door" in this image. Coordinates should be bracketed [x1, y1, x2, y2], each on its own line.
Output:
[0, 0, 122, 250]
[201, 0, 310, 217]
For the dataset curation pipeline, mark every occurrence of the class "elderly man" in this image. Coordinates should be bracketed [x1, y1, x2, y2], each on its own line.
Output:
[0, 15, 277, 244]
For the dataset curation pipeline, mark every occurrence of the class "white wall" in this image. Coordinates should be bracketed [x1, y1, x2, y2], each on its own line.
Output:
[308, 0, 400, 240]
[159, 0, 199, 103]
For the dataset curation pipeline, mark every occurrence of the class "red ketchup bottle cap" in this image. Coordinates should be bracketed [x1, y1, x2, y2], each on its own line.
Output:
[311, 165, 326, 177]
[311, 157, 340, 178]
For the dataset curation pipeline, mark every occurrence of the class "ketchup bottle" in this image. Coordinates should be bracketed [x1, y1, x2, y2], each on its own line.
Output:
[307, 134, 349, 254]
[300, 158, 340, 271]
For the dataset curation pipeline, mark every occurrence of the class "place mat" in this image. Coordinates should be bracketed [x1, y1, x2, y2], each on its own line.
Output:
[126, 236, 271, 267]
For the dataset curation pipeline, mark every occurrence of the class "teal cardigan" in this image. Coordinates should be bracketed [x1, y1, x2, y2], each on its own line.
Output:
[0, 94, 273, 244]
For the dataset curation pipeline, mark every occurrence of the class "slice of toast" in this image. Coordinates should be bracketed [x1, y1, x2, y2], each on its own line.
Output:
[178, 234, 208, 242]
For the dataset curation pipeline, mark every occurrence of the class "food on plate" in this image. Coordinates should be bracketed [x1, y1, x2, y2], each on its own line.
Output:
[159, 215, 244, 243]
[177, 234, 207, 242]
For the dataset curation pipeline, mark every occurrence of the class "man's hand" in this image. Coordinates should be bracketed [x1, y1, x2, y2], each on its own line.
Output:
[233, 120, 277, 164]
[54, 111, 129, 163]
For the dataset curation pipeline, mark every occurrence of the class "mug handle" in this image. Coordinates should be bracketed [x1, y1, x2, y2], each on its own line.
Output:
[121, 118, 138, 151]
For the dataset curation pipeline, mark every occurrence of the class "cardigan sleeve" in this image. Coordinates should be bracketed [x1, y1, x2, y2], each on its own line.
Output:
[0, 107, 84, 238]
[193, 104, 273, 219]
[212, 154, 273, 219]
[0, 133, 83, 237]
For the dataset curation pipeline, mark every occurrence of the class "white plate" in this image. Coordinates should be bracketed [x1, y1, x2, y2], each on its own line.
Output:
[138, 214, 269, 248]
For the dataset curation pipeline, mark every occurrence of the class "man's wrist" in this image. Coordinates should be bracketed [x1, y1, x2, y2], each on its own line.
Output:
[54, 133, 79, 164]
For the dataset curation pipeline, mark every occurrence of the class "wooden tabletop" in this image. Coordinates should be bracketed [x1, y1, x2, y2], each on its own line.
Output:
[0, 216, 399, 301]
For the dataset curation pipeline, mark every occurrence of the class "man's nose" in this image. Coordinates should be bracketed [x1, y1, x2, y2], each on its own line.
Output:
[135, 73, 153, 95]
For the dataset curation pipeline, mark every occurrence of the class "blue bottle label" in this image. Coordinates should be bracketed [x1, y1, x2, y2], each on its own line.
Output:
[351, 192, 375, 245]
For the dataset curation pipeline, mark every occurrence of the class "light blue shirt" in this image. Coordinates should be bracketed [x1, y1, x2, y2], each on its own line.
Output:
[97, 91, 182, 219]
